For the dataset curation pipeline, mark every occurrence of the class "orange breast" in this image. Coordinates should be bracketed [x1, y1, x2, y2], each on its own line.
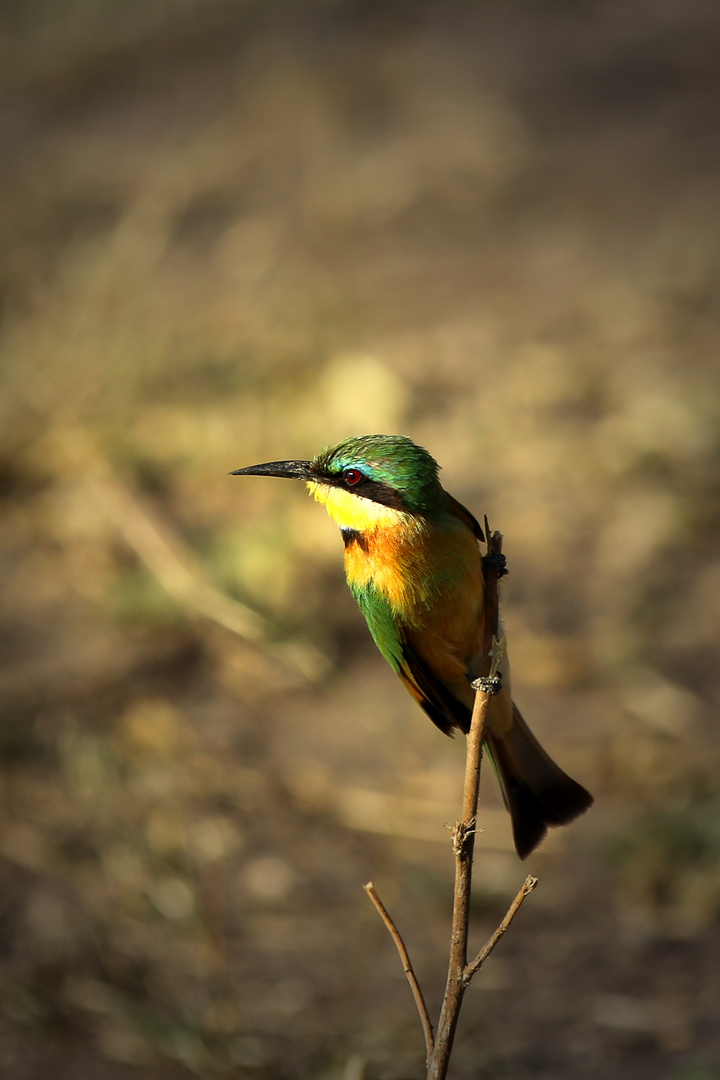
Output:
[344, 514, 483, 643]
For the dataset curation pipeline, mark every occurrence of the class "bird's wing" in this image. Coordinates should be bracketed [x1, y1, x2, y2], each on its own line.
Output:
[348, 536, 476, 737]
[446, 495, 485, 541]
[396, 629, 472, 736]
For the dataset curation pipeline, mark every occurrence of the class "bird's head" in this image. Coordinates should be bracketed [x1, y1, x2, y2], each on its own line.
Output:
[232, 434, 446, 529]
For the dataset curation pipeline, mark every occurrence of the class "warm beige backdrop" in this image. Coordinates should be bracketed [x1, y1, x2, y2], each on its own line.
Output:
[1, 2, 719, 1078]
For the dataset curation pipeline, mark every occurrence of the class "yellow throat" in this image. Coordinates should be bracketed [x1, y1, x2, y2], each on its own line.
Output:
[306, 481, 411, 532]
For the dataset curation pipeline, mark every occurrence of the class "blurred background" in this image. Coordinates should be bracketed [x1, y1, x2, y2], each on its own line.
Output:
[1, 1, 720, 1077]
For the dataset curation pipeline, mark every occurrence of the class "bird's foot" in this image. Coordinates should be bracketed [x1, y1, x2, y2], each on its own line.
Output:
[481, 551, 508, 577]
[471, 673, 503, 695]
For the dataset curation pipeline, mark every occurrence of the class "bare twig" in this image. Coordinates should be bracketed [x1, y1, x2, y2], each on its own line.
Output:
[363, 882, 435, 1061]
[464, 875, 538, 980]
[427, 524, 512, 1080]
[363, 523, 536, 1080]
[427, 673, 494, 1078]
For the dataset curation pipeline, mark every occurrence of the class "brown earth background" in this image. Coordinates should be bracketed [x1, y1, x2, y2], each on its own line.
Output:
[1, 2, 720, 1078]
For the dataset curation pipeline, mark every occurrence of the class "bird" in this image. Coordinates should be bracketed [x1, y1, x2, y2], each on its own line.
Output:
[232, 434, 592, 858]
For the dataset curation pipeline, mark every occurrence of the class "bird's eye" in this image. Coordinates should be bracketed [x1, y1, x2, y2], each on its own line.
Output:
[343, 468, 363, 486]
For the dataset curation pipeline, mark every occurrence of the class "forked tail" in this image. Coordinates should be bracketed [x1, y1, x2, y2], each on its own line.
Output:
[486, 703, 593, 859]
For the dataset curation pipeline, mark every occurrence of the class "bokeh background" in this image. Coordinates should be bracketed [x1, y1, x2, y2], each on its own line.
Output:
[2, 1, 720, 1078]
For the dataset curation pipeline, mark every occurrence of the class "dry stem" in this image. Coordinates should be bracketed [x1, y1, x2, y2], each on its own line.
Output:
[363, 882, 434, 1061]
[426, 682, 493, 1079]
[464, 875, 538, 980]
[364, 523, 536, 1079]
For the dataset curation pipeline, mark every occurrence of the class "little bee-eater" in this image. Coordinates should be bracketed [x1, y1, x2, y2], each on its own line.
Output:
[232, 434, 592, 858]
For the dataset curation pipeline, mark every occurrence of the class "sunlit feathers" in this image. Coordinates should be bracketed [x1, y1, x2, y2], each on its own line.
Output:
[232, 433, 593, 858]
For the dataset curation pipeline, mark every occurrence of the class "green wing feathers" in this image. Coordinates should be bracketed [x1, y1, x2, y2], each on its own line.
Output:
[349, 581, 405, 672]
[397, 635, 471, 736]
[350, 580, 470, 735]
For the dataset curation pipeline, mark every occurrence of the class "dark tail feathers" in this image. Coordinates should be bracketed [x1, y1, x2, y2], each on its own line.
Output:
[486, 704, 593, 860]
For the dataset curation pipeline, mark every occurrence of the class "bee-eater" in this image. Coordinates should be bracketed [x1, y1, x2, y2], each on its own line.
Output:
[232, 434, 592, 858]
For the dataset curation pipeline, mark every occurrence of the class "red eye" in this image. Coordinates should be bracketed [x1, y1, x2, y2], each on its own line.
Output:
[344, 468, 362, 486]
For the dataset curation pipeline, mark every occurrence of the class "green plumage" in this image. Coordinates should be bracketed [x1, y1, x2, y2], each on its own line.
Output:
[313, 435, 447, 514]
[349, 578, 405, 673]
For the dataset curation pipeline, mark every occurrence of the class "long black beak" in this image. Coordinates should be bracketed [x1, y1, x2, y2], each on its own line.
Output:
[230, 459, 316, 481]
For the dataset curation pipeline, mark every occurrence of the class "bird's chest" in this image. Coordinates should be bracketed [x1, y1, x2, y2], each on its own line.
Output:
[309, 483, 426, 615]
[342, 527, 420, 615]
[343, 521, 477, 627]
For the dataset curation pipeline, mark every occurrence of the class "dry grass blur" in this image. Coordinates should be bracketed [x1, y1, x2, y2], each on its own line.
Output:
[1, 1, 720, 1077]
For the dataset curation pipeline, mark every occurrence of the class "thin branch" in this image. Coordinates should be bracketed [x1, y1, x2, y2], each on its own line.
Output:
[426, 682, 492, 1079]
[363, 881, 435, 1061]
[363, 524, 537, 1080]
[427, 524, 507, 1080]
[464, 875, 538, 981]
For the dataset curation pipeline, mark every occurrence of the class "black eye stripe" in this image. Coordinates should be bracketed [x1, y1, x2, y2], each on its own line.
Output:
[317, 466, 407, 510]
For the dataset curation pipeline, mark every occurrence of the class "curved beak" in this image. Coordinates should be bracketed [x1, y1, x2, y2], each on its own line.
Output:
[230, 459, 316, 481]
